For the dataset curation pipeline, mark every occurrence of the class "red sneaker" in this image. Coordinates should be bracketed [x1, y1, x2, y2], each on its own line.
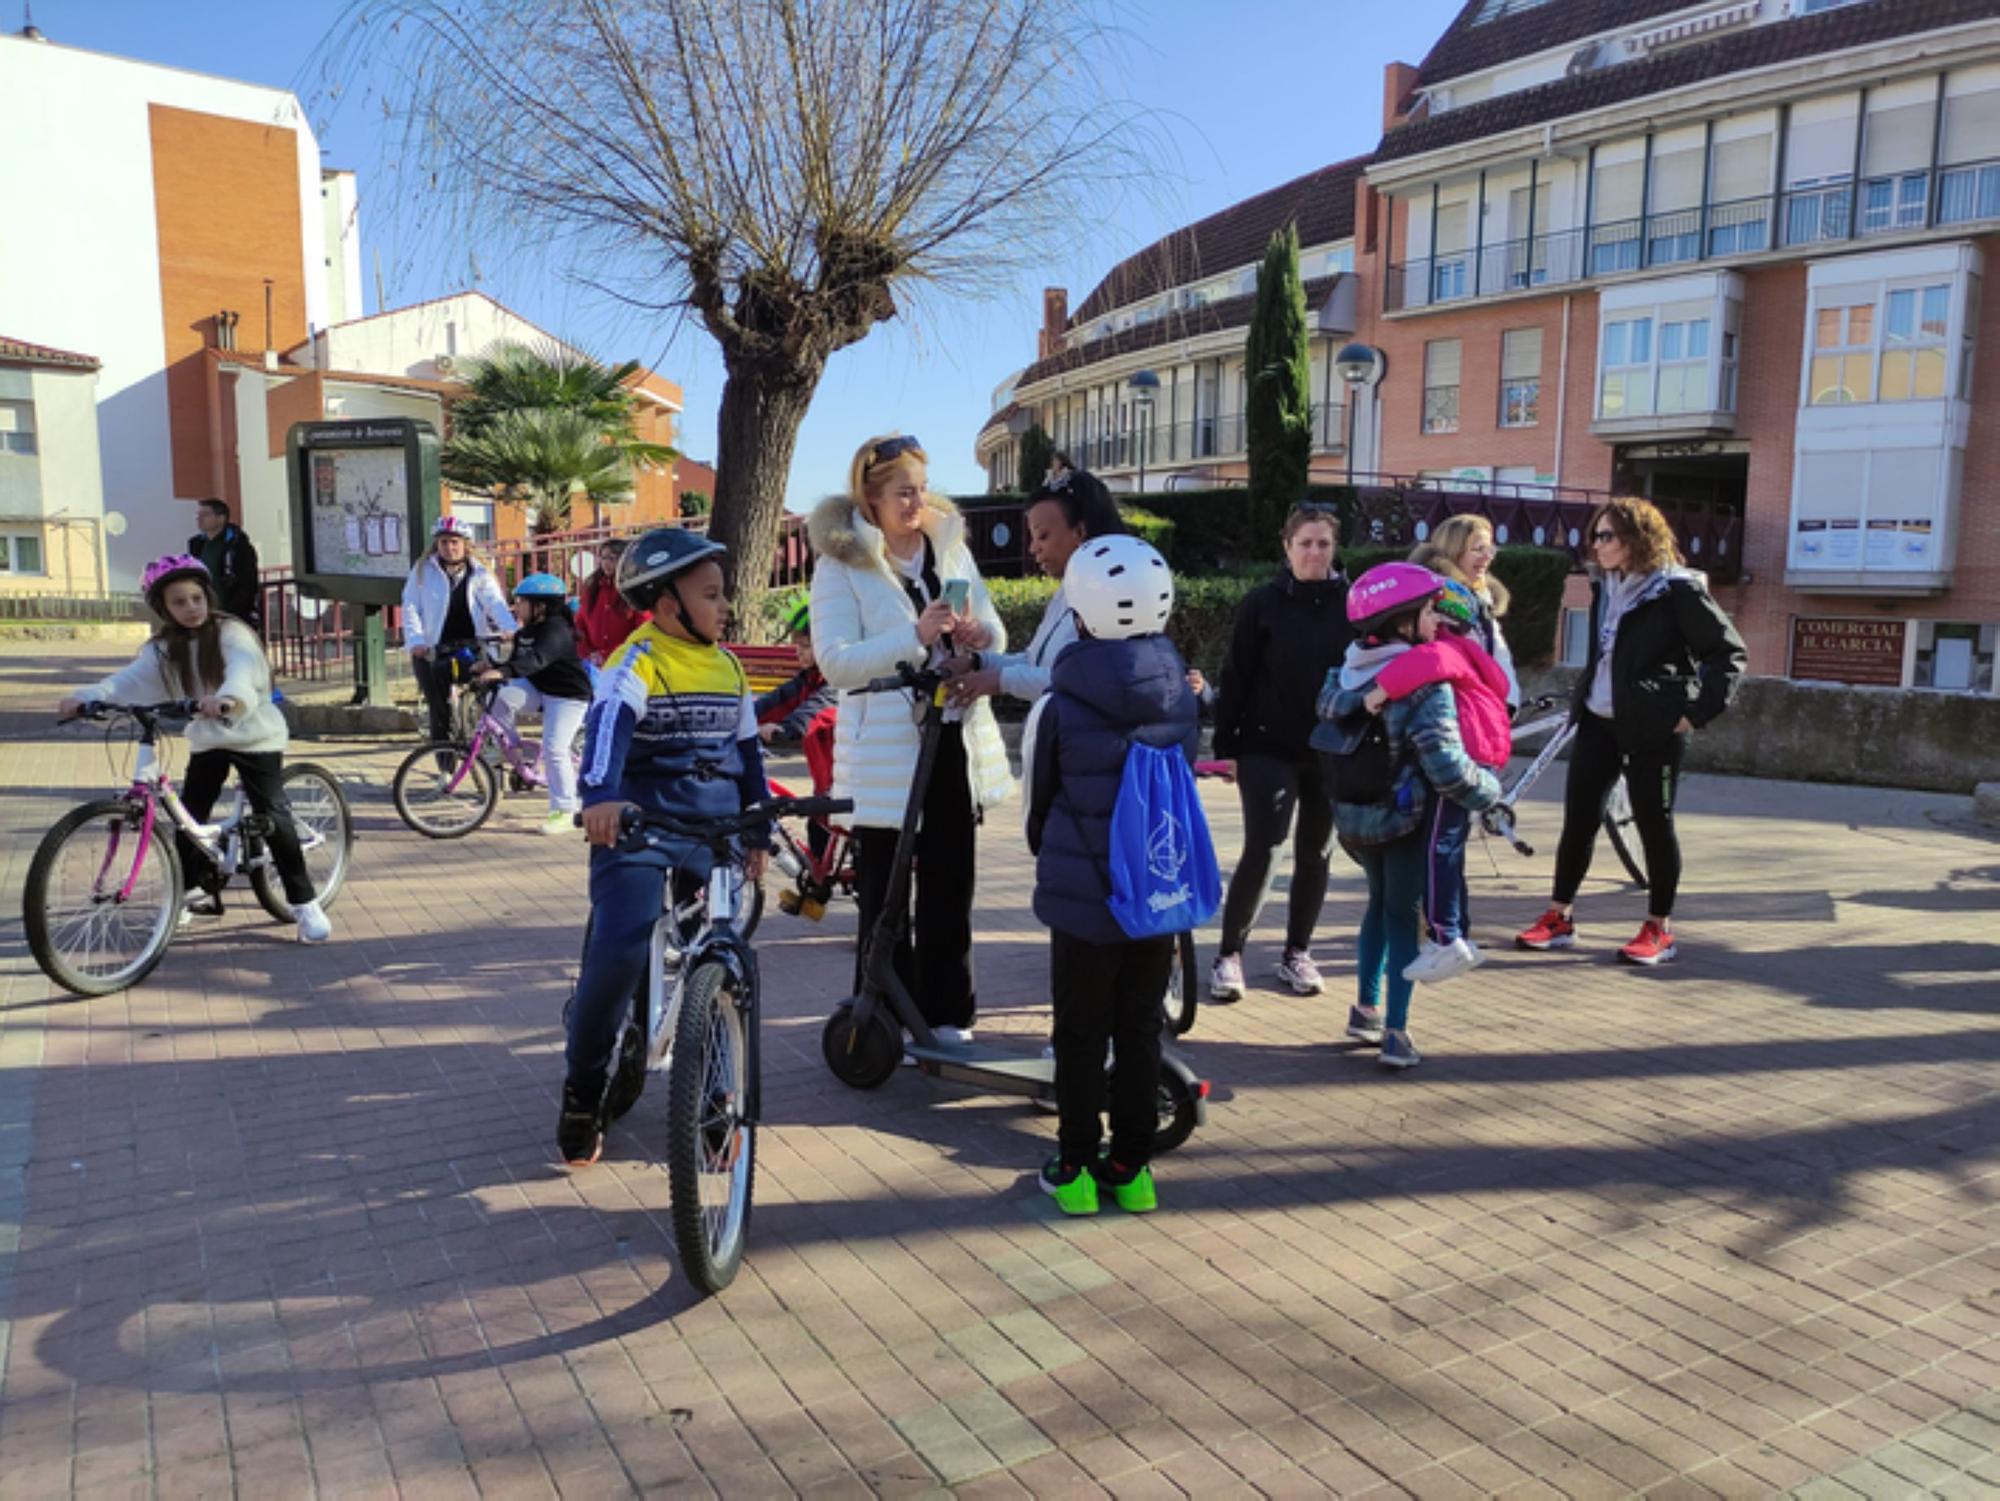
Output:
[1515, 907, 1576, 951]
[1619, 920, 1677, 966]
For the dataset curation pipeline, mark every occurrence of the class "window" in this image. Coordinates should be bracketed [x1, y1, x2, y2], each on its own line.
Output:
[1590, 157, 1644, 274]
[1809, 303, 1875, 405]
[1913, 622, 1997, 693]
[448, 500, 495, 543]
[1474, 0, 1552, 20]
[0, 530, 45, 574]
[1600, 317, 1653, 418]
[1656, 318, 1711, 414]
[1500, 329, 1542, 427]
[1423, 340, 1461, 435]
[1801, 0, 1868, 10]
[0, 401, 36, 456]
[1431, 203, 1471, 303]
[1560, 608, 1592, 668]
[1880, 284, 1950, 401]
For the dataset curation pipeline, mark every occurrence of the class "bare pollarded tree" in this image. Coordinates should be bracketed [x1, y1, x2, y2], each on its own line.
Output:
[324, 0, 1145, 619]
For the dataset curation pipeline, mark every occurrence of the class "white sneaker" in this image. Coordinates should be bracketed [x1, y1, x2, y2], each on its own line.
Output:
[1209, 954, 1245, 1002]
[295, 901, 333, 945]
[1403, 937, 1477, 983]
[1276, 949, 1325, 996]
[543, 809, 575, 836]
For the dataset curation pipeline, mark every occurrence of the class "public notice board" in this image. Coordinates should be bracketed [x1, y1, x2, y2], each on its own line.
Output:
[1790, 616, 1907, 687]
[286, 418, 442, 607]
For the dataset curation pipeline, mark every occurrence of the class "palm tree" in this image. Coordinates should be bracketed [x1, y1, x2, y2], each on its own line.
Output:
[444, 341, 676, 533]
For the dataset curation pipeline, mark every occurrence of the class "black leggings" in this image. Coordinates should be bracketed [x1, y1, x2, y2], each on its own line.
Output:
[1219, 753, 1335, 955]
[179, 749, 316, 906]
[1552, 712, 1685, 917]
[411, 646, 475, 742]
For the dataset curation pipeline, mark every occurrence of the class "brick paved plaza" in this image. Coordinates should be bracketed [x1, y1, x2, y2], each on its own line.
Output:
[1, 644, 1997, 1499]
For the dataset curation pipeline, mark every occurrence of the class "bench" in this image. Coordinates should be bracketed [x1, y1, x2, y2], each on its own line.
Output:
[727, 643, 798, 697]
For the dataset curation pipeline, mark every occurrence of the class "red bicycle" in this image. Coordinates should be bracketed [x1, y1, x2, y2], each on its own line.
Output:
[765, 775, 858, 921]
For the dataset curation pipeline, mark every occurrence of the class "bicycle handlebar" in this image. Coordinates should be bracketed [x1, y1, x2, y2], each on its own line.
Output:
[597, 794, 855, 853]
[60, 698, 205, 726]
[858, 662, 946, 696]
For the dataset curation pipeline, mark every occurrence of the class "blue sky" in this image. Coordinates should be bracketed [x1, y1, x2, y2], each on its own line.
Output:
[32, 0, 1460, 506]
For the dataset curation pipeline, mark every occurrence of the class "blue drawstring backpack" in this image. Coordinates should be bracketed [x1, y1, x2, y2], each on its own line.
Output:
[1105, 742, 1220, 939]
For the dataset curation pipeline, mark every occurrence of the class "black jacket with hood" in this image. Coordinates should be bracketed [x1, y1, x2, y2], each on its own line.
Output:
[1572, 569, 1747, 753]
[1213, 568, 1353, 761]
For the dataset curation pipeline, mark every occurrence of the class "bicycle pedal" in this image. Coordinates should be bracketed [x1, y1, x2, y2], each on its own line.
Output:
[777, 889, 802, 916]
[799, 897, 826, 922]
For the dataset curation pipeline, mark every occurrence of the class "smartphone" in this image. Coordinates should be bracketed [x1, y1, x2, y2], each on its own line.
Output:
[942, 578, 971, 613]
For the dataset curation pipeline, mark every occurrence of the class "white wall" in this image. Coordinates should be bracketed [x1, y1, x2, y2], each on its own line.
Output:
[0, 36, 329, 587]
[320, 170, 364, 328]
[309, 293, 574, 383]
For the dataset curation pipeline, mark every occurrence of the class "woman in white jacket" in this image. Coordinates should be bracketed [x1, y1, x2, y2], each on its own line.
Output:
[808, 434, 1014, 1040]
[60, 554, 332, 942]
[401, 515, 517, 740]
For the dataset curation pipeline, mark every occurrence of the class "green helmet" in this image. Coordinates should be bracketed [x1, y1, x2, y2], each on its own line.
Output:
[781, 592, 811, 636]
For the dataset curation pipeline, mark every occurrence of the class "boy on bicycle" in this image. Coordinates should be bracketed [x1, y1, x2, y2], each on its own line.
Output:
[562, 528, 769, 1166]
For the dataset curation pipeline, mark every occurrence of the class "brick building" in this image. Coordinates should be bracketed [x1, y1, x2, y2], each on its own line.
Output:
[984, 0, 2000, 694]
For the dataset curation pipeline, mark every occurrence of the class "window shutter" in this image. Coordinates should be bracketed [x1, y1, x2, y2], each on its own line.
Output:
[1787, 110, 1859, 185]
[1434, 202, 1470, 253]
[1710, 137, 1771, 202]
[1649, 149, 1704, 214]
[1594, 160, 1643, 221]
[1426, 339, 1462, 387]
[1943, 86, 2000, 165]
[1864, 101, 1937, 177]
[1501, 329, 1542, 380]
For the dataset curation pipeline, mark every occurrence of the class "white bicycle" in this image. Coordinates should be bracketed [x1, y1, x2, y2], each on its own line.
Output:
[1480, 694, 1648, 890]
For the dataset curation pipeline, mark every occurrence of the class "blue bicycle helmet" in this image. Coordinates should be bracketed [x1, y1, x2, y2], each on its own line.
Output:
[513, 572, 567, 599]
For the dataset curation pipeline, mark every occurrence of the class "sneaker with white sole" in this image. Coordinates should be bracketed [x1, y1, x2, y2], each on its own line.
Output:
[1403, 937, 1479, 984]
[543, 809, 575, 836]
[1379, 1029, 1422, 1069]
[1345, 1005, 1386, 1044]
[295, 900, 333, 944]
[1275, 949, 1325, 996]
[1209, 954, 1244, 1003]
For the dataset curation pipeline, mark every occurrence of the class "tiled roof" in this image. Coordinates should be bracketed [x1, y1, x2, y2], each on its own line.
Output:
[0, 335, 100, 371]
[1069, 157, 1369, 327]
[978, 402, 1022, 440]
[1019, 276, 1346, 390]
[1378, 0, 1997, 165]
[1415, 0, 1700, 89]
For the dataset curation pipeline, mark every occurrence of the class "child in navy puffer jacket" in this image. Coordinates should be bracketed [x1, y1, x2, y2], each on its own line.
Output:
[1025, 538, 1202, 1217]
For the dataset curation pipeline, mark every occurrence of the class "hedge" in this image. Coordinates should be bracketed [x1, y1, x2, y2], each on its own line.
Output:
[987, 572, 1257, 681]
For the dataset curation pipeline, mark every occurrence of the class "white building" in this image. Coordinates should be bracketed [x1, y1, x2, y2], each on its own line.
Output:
[0, 336, 108, 595]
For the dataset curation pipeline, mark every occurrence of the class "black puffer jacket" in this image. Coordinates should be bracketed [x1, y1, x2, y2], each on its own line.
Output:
[503, 613, 592, 702]
[1213, 569, 1353, 761]
[1572, 571, 1746, 753]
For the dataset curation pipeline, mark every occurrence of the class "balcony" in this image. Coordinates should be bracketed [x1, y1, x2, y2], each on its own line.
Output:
[1385, 168, 2000, 313]
[1062, 402, 1346, 474]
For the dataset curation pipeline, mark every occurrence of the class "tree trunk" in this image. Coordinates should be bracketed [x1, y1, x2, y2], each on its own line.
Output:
[707, 351, 821, 642]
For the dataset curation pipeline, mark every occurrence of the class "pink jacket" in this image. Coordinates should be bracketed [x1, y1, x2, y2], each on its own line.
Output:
[1376, 633, 1513, 769]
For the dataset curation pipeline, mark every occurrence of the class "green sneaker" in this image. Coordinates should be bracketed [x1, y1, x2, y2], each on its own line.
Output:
[1100, 1162, 1158, 1214]
[1039, 1156, 1099, 1216]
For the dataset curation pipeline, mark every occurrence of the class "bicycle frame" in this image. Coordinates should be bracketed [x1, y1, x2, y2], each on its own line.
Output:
[766, 777, 854, 900]
[646, 850, 763, 1121]
[432, 684, 552, 795]
[102, 723, 275, 901]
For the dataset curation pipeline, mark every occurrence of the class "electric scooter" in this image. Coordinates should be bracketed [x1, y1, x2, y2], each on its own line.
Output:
[819, 662, 1209, 1154]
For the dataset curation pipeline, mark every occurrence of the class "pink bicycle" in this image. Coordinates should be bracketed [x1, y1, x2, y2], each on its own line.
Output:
[389, 676, 579, 839]
[25, 700, 353, 996]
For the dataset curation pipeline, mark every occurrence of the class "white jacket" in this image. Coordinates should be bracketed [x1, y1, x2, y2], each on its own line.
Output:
[987, 583, 1076, 702]
[400, 556, 517, 652]
[807, 494, 1015, 828]
[78, 620, 289, 755]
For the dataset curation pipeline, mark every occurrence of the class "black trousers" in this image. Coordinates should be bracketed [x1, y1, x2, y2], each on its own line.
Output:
[179, 749, 316, 906]
[410, 647, 473, 742]
[852, 723, 977, 1029]
[1219, 753, 1336, 954]
[1552, 712, 1686, 916]
[1051, 929, 1169, 1172]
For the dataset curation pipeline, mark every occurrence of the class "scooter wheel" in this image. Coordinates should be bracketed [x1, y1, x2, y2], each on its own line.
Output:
[1152, 1069, 1199, 1156]
[822, 1002, 901, 1090]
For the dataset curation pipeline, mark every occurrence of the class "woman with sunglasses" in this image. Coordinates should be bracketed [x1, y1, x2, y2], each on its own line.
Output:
[1209, 502, 1354, 1002]
[1516, 497, 1745, 966]
[807, 434, 1014, 1042]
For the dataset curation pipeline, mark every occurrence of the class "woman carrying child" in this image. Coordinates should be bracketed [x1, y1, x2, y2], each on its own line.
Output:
[1361, 580, 1512, 982]
[1316, 564, 1501, 1069]
[59, 554, 332, 943]
[478, 572, 593, 835]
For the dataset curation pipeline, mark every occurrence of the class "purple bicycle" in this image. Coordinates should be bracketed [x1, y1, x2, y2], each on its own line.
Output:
[388, 676, 579, 839]
[25, 701, 353, 996]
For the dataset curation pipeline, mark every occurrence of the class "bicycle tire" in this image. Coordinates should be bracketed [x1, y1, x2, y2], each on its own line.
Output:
[251, 763, 355, 921]
[26, 799, 184, 997]
[667, 960, 756, 1294]
[391, 742, 499, 839]
[1152, 1067, 1199, 1156]
[1162, 930, 1198, 1037]
[1601, 777, 1649, 890]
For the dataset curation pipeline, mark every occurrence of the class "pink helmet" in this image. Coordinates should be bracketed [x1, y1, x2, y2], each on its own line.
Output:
[1347, 562, 1446, 638]
[140, 553, 212, 603]
[433, 514, 472, 538]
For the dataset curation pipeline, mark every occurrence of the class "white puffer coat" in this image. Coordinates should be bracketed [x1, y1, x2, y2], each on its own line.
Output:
[78, 620, 290, 755]
[807, 494, 1015, 829]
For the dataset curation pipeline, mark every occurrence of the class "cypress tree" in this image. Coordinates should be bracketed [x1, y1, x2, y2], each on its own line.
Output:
[1243, 224, 1313, 522]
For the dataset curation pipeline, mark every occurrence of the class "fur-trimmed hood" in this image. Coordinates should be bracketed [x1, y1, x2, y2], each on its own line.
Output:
[807, 492, 968, 574]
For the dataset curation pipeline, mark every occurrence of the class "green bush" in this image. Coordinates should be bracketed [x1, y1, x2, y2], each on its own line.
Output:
[1338, 543, 1572, 668]
[986, 571, 1258, 680]
[1118, 504, 1176, 559]
[1128, 483, 1356, 570]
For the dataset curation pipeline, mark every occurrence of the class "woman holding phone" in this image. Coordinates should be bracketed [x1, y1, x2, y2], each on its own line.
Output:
[807, 434, 1015, 1041]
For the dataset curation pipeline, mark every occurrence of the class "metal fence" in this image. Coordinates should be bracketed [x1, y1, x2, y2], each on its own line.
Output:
[0, 592, 148, 621]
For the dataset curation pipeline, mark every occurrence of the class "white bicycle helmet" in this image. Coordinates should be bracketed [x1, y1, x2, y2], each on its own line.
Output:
[1066, 535, 1173, 640]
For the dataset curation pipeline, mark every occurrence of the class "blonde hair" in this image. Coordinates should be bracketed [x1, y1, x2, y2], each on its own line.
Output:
[848, 433, 930, 520]
[1590, 497, 1682, 576]
[1409, 514, 1509, 617]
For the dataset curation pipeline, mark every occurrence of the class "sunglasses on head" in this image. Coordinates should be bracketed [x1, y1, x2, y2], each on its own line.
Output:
[869, 435, 923, 468]
[1591, 529, 1619, 544]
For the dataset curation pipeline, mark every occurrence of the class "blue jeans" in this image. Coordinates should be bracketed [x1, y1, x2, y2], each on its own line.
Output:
[567, 846, 679, 1099]
[1345, 832, 1426, 1032]
[1423, 797, 1471, 944]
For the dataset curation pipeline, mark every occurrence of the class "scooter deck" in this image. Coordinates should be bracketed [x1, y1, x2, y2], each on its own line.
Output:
[907, 1047, 1053, 1098]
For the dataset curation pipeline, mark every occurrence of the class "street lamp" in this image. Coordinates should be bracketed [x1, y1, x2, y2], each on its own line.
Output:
[1128, 368, 1161, 493]
[1334, 344, 1385, 485]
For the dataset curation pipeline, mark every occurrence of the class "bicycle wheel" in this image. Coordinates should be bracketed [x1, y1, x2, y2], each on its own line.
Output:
[1161, 931, 1198, 1037]
[25, 800, 184, 997]
[1152, 1068, 1199, 1156]
[667, 960, 756, 1294]
[251, 763, 355, 921]
[392, 742, 499, 838]
[1602, 777, 1649, 890]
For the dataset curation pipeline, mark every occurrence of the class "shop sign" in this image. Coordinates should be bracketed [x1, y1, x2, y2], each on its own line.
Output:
[1790, 616, 1907, 686]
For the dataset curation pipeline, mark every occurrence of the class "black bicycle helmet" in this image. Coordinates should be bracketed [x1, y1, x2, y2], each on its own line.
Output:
[616, 527, 730, 642]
